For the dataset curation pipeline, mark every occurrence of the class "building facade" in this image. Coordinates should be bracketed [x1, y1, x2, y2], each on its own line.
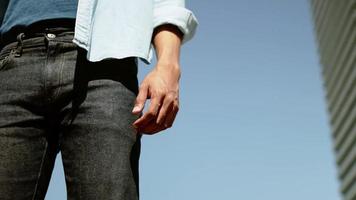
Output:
[310, 0, 356, 199]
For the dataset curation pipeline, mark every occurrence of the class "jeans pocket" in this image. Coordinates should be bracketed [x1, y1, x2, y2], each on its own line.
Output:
[0, 48, 16, 71]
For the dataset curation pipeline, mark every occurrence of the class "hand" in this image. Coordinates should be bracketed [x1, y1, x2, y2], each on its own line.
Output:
[132, 62, 181, 134]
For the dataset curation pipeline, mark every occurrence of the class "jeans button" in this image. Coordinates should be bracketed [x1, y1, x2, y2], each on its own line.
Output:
[47, 33, 56, 39]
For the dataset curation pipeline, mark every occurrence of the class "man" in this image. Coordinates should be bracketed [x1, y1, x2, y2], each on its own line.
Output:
[0, 0, 198, 199]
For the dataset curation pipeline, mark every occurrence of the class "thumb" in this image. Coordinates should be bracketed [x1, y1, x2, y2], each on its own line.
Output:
[132, 84, 148, 114]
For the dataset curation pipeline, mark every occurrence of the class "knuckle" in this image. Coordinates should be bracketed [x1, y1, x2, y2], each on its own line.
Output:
[167, 90, 176, 96]
[158, 91, 166, 97]
[152, 89, 163, 96]
[136, 97, 145, 103]
[153, 100, 161, 107]
[153, 100, 160, 105]
[165, 94, 175, 102]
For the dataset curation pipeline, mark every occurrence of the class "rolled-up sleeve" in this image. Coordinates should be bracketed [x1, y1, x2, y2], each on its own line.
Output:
[153, 0, 198, 44]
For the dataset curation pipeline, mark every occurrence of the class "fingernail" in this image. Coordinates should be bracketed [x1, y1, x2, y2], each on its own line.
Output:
[132, 105, 140, 113]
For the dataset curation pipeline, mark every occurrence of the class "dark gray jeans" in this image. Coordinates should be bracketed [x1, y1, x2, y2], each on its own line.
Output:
[0, 27, 142, 200]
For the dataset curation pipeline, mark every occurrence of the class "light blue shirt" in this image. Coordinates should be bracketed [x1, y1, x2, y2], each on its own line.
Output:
[72, 0, 198, 65]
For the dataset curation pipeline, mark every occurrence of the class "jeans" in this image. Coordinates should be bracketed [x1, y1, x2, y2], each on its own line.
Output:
[0, 26, 142, 200]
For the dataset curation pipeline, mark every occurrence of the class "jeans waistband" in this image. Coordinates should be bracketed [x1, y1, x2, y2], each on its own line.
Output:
[0, 28, 75, 58]
[0, 19, 75, 50]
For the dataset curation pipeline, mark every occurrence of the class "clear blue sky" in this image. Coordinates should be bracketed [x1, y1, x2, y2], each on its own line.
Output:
[46, 0, 341, 199]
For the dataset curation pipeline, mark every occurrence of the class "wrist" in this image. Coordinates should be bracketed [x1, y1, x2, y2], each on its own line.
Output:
[154, 61, 181, 78]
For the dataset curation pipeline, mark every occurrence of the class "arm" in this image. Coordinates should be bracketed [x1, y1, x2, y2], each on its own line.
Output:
[132, 24, 183, 134]
[131, 0, 198, 134]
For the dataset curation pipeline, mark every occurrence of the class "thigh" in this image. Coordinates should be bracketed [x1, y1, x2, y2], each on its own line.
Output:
[0, 38, 58, 200]
[60, 58, 142, 200]
[0, 126, 58, 200]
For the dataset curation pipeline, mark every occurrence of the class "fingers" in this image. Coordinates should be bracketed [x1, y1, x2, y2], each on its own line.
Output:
[163, 101, 179, 128]
[132, 84, 148, 115]
[138, 97, 179, 134]
[133, 91, 164, 129]
[139, 122, 164, 134]
[156, 93, 175, 125]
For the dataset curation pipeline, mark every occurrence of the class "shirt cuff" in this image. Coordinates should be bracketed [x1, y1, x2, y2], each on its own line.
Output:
[153, 5, 199, 45]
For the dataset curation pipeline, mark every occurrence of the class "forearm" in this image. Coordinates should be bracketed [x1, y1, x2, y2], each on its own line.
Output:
[132, 24, 183, 133]
[152, 24, 183, 69]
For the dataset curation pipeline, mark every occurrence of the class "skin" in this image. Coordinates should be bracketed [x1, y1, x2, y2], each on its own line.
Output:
[132, 24, 183, 135]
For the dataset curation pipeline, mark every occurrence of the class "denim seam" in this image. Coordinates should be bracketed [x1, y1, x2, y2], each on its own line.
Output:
[43, 42, 49, 101]
[53, 44, 65, 100]
[31, 141, 48, 200]
[43, 37, 52, 104]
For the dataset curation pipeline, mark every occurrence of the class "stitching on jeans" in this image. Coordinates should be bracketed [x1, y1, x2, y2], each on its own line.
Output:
[43, 38, 49, 101]
[53, 44, 66, 100]
[31, 141, 48, 200]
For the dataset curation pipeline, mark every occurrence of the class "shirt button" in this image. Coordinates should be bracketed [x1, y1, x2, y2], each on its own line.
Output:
[47, 33, 56, 39]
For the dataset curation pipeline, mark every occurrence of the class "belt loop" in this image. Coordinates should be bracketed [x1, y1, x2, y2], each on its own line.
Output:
[14, 32, 25, 57]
